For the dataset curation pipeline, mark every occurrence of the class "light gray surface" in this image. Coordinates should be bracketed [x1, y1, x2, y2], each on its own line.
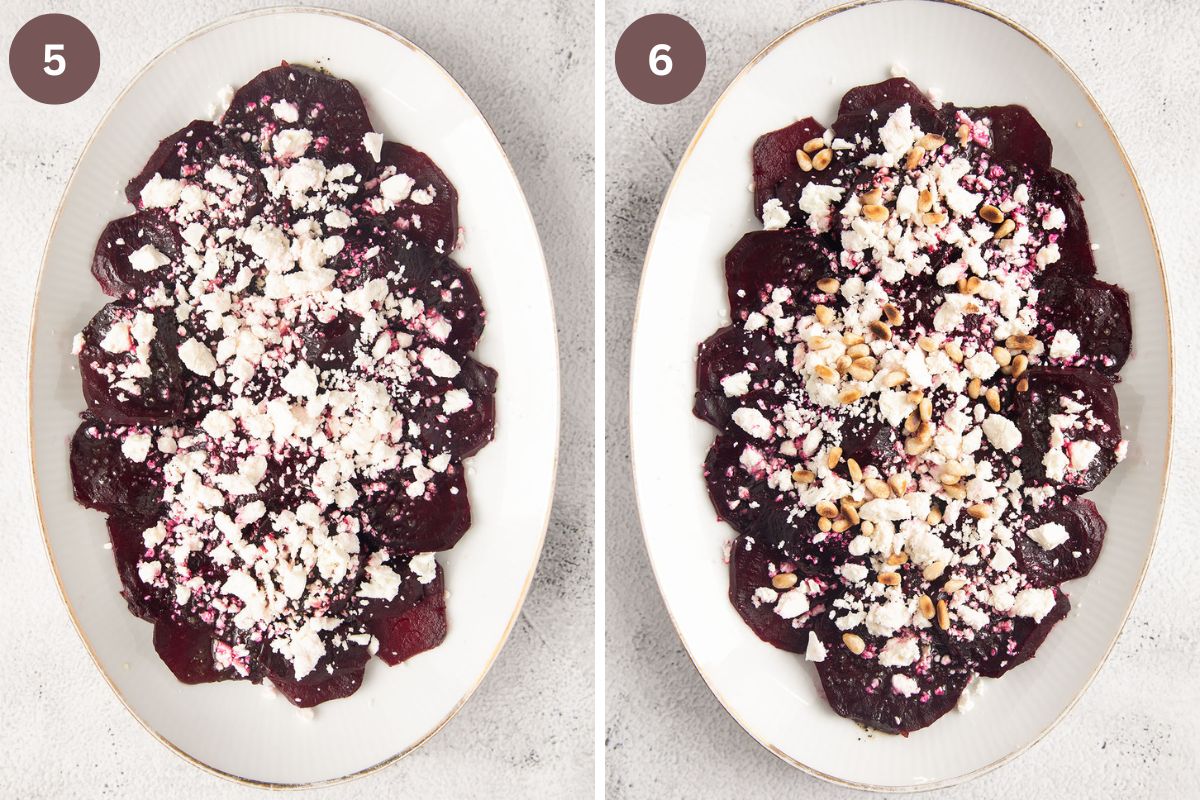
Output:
[606, 1, 1196, 797]
[0, 0, 592, 797]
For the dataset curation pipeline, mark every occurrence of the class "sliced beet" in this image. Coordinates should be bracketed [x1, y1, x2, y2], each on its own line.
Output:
[1029, 168, 1096, 280]
[78, 303, 184, 425]
[410, 356, 497, 459]
[362, 464, 472, 552]
[71, 419, 164, 517]
[366, 141, 458, 252]
[951, 589, 1072, 679]
[703, 434, 782, 537]
[356, 554, 429, 621]
[751, 117, 826, 220]
[1015, 496, 1107, 587]
[728, 534, 821, 653]
[838, 416, 904, 475]
[724, 229, 832, 319]
[383, 243, 485, 353]
[944, 104, 1052, 169]
[91, 210, 183, 298]
[125, 120, 221, 207]
[153, 619, 232, 684]
[267, 638, 371, 708]
[833, 78, 948, 149]
[298, 313, 361, 371]
[1035, 274, 1131, 375]
[1012, 367, 1122, 492]
[223, 63, 374, 170]
[837, 78, 940, 122]
[369, 570, 447, 666]
[694, 326, 783, 429]
[107, 514, 172, 621]
[811, 615, 972, 735]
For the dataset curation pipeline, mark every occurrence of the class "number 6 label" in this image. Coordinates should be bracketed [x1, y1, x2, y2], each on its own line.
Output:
[649, 44, 672, 77]
[616, 14, 705, 105]
[9, 14, 99, 104]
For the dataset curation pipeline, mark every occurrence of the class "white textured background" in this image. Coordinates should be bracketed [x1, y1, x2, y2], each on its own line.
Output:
[0, 0, 593, 797]
[606, 1, 1197, 797]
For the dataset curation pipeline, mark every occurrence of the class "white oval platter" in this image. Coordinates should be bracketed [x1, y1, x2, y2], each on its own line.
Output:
[29, 6, 559, 788]
[629, 0, 1170, 790]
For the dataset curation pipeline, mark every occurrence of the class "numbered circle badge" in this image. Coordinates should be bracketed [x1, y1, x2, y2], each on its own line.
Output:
[615, 14, 705, 105]
[9, 14, 100, 105]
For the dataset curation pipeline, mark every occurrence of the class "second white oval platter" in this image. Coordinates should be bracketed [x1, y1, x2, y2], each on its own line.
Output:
[630, 0, 1170, 791]
[30, 6, 558, 788]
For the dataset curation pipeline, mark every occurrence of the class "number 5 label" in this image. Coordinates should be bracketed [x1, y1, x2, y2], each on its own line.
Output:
[9, 14, 99, 104]
[43, 44, 66, 76]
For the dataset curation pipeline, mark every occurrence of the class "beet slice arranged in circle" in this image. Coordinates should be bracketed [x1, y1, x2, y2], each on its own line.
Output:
[153, 619, 237, 685]
[71, 420, 165, 518]
[222, 63, 375, 170]
[107, 514, 172, 622]
[1035, 274, 1132, 375]
[1012, 367, 1122, 492]
[91, 210, 183, 298]
[267, 639, 372, 708]
[369, 570, 448, 666]
[810, 614, 972, 735]
[728, 534, 821, 654]
[367, 141, 459, 252]
[943, 589, 1072, 679]
[78, 303, 184, 425]
[125, 119, 222, 206]
[1015, 496, 1107, 588]
[724, 229, 831, 320]
[751, 116, 827, 221]
[362, 464, 472, 552]
[694, 326, 783, 429]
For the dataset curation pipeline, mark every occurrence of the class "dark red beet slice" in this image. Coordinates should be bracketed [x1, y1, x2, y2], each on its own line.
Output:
[833, 78, 949, 148]
[125, 120, 221, 206]
[153, 619, 234, 684]
[944, 104, 1053, 169]
[71, 420, 164, 517]
[694, 326, 783, 429]
[362, 464, 472, 552]
[837, 78, 940, 122]
[298, 313, 361, 371]
[944, 589, 1071, 679]
[267, 639, 371, 708]
[838, 416, 903, 476]
[107, 514, 172, 621]
[1030, 168, 1096, 280]
[356, 555, 429, 622]
[751, 117, 826, 220]
[1035, 274, 1131, 375]
[383, 242, 485, 353]
[724, 229, 832, 319]
[811, 615, 972, 735]
[369, 570, 448, 666]
[409, 356, 497, 459]
[1012, 367, 1122, 492]
[729, 534, 823, 653]
[78, 303, 184, 425]
[367, 142, 459, 252]
[1015, 496, 1107, 588]
[91, 210, 183, 298]
[703, 434, 781, 537]
[223, 63, 374, 169]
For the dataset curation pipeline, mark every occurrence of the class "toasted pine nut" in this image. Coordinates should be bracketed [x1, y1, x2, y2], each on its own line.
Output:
[816, 500, 839, 519]
[817, 277, 840, 294]
[826, 447, 842, 470]
[979, 204, 1004, 224]
[812, 148, 833, 170]
[795, 149, 813, 172]
[802, 137, 826, 153]
[842, 633, 865, 654]
[771, 572, 798, 590]
[993, 218, 1016, 240]
[936, 599, 950, 630]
